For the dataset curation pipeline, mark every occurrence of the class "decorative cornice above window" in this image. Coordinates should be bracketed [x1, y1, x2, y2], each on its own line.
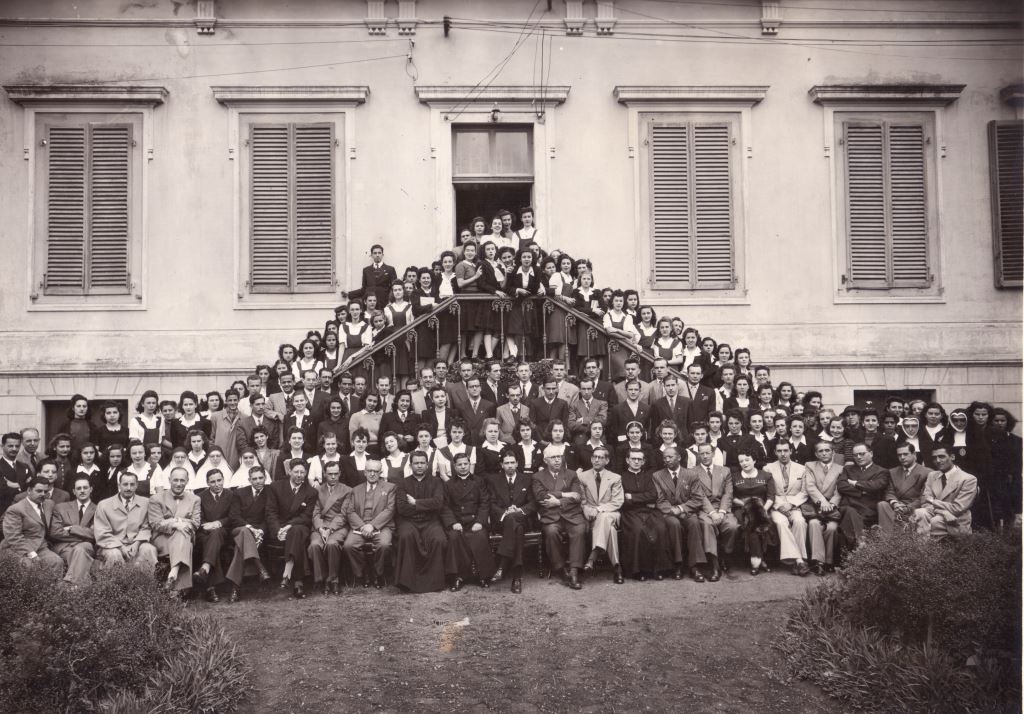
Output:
[415, 85, 571, 105]
[4, 84, 167, 106]
[212, 86, 370, 105]
[999, 83, 1024, 107]
[809, 84, 965, 105]
[614, 85, 769, 106]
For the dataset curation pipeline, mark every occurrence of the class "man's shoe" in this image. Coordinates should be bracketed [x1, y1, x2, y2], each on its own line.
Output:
[793, 562, 810, 577]
[673, 566, 684, 580]
[813, 562, 827, 577]
[329, 580, 341, 595]
[583, 552, 597, 574]
[479, 578, 490, 589]
[193, 569, 209, 587]
[511, 578, 522, 594]
[690, 567, 706, 583]
[613, 567, 624, 585]
[257, 563, 271, 582]
[205, 586, 219, 603]
[360, 576, 370, 589]
[708, 568, 721, 582]
[492, 567, 504, 582]
[637, 574, 647, 582]
[568, 569, 582, 590]
[279, 577, 290, 590]
[229, 588, 240, 603]
[292, 582, 306, 599]
[374, 576, 385, 590]
[319, 582, 330, 596]
[655, 572, 664, 581]
[450, 577, 464, 592]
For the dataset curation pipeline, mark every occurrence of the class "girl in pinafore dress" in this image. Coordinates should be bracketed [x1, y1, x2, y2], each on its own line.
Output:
[434, 251, 460, 365]
[651, 317, 684, 370]
[455, 241, 484, 359]
[384, 281, 414, 387]
[546, 254, 577, 360]
[340, 301, 372, 380]
[602, 291, 640, 381]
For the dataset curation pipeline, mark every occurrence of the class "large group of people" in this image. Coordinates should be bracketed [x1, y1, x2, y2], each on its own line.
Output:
[1, 228, 1021, 601]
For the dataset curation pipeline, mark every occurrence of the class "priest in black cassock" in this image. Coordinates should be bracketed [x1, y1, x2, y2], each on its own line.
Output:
[393, 450, 450, 593]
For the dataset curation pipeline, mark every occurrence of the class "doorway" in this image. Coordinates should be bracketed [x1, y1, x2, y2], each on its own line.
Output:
[454, 184, 534, 241]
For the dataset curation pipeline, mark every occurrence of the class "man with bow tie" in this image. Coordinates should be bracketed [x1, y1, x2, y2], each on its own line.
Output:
[149, 466, 201, 595]
[49, 475, 98, 585]
[267, 459, 319, 598]
[0, 476, 63, 574]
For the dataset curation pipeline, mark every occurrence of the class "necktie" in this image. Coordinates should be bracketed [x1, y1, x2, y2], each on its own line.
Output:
[293, 487, 300, 496]
[78, 503, 85, 524]
[706, 465, 713, 481]
[671, 470, 677, 485]
[254, 489, 262, 498]
[595, 470, 602, 494]
[782, 463, 790, 491]
[940, 473, 947, 490]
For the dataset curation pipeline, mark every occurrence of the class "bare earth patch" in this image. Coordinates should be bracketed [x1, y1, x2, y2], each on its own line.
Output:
[207, 569, 830, 713]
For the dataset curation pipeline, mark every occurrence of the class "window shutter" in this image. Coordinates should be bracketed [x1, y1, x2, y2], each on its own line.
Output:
[989, 120, 1023, 287]
[293, 123, 335, 290]
[693, 123, 734, 287]
[87, 124, 132, 292]
[649, 120, 735, 290]
[650, 122, 691, 288]
[44, 125, 87, 293]
[844, 120, 930, 289]
[250, 124, 292, 292]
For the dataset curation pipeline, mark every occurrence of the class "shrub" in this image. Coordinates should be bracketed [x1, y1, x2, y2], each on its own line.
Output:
[0, 556, 250, 714]
[775, 530, 1021, 713]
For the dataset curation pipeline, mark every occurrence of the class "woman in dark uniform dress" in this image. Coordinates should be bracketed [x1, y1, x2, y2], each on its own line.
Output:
[543, 420, 579, 471]
[719, 410, 755, 475]
[383, 281, 414, 387]
[578, 421, 609, 472]
[573, 269, 607, 372]
[545, 254, 578, 360]
[412, 268, 440, 373]
[476, 241, 509, 360]
[381, 432, 410, 484]
[339, 300, 372, 380]
[455, 241, 484, 359]
[434, 251, 460, 364]
[614, 421, 655, 473]
[650, 318, 683, 371]
[636, 306, 658, 354]
[442, 452, 497, 589]
[477, 419, 506, 480]
[507, 248, 543, 361]
[512, 420, 544, 476]
[732, 450, 777, 576]
[321, 331, 341, 373]
[618, 448, 671, 580]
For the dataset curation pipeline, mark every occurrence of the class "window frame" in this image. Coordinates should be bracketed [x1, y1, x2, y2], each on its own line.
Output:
[616, 86, 765, 305]
[212, 87, 367, 310]
[5, 86, 165, 312]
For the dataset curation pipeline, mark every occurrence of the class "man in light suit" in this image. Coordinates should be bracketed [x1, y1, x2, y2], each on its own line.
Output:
[568, 378, 608, 445]
[409, 367, 437, 414]
[694, 443, 737, 581]
[764, 441, 811, 576]
[878, 442, 930, 535]
[16, 427, 41, 477]
[532, 445, 586, 590]
[496, 384, 531, 445]
[653, 446, 707, 581]
[913, 445, 978, 538]
[578, 447, 625, 584]
[613, 357, 653, 410]
[649, 375, 691, 446]
[0, 476, 63, 574]
[266, 372, 298, 442]
[804, 441, 844, 575]
[343, 459, 395, 588]
[93, 471, 158, 570]
[308, 461, 352, 594]
[49, 475, 97, 585]
[551, 360, 579, 405]
[149, 466, 201, 594]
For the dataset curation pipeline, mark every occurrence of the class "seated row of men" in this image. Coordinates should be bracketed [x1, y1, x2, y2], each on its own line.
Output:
[0, 438, 976, 599]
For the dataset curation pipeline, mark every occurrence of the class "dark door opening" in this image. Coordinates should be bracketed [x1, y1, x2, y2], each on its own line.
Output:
[454, 183, 534, 243]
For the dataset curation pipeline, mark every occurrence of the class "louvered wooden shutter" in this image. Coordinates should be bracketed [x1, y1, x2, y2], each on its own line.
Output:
[249, 122, 335, 293]
[649, 120, 735, 290]
[989, 120, 1023, 288]
[44, 123, 132, 295]
[844, 120, 930, 289]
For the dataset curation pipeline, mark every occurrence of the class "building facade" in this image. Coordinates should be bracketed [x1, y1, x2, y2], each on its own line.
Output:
[0, 0, 1021, 436]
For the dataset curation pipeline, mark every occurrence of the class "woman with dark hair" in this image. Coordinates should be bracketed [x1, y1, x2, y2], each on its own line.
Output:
[578, 420, 609, 472]
[476, 240, 509, 360]
[652, 419, 682, 471]
[543, 419, 579, 471]
[317, 396, 350, 453]
[745, 412, 770, 468]
[383, 280, 414, 386]
[514, 206, 539, 249]
[411, 267, 440, 372]
[512, 420, 544, 476]
[278, 343, 298, 371]
[545, 253, 578, 360]
[572, 268, 607, 370]
[292, 338, 324, 381]
[267, 360, 290, 395]
[623, 289, 640, 324]
[339, 300, 373, 376]
[680, 328, 707, 373]
[716, 343, 733, 369]
[456, 240, 485, 359]
[349, 392, 383, 457]
[93, 443, 125, 502]
[922, 402, 949, 444]
[507, 248, 543, 361]
[650, 317, 683, 370]
[434, 250, 460, 363]
[801, 390, 823, 417]
[731, 450, 777, 576]
[95, 401, 129, 467]
[321, 331, 341, 373]
[989, 408, 1022, 528]
[733, 348, 752, 378]
[477, 418, 506, 479]
[723, 375, 753, 420]
[773, 382, 796, 411]
[965, 401, 995, 529]
[129, 390, 164, 447]
[636, 306, 658, 353]
[719, 410, 754, 475]
[60, 394, 95, 459]
[201, 391, 223, 420]
[170, 390, 211, 448]
[603, 290, 640, 381]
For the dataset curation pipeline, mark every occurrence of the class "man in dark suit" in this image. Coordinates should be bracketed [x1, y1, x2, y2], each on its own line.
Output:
[613, 357, 653, 410]
[481, 361, 506, 407]
[515, 362, 540, 401]
[877, 442, 930, 534]
[485, 449, 536, 593]
[1, 431, 33, 514]
[420, 386, 455, 449]
[568, 378, 608, 445]
[307, 462, 352, 595]
[226, 465, 272, 602]
[532, 445, 586, 589]
[49, 475, 97, 585]
[393, 451, 450, 593]
[337, 373, 363, 417]
[681, 364, 716, 427]
[837, 442, 890, 547]
[193, 468, 239, 602]
[649, 374, 692, 444]
[380, 391, 420, 452]
[266, 459, 319, 598]
[343, 459, 396, 588]
[531, 379, 570, 439]
[347, 244, 399, 307]
[298, 369, 330, 425]
[582, 359, 617, 407]
[607, 380, 651, 446]
[239, 394, 280, 451]
[652, 446, 707, 581]
[456, 377, 496, 446]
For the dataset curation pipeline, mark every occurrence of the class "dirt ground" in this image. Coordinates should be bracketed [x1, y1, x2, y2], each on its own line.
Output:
[205, 565, 832, 714]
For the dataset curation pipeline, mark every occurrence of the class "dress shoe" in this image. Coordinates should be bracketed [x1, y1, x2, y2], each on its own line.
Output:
[637, 574, 647, 582]
[613, 567, 624, 585]
[279, 577, 290, 590]
[583, 557, 596, 574]
[510, 578, 522, 594]
[205, 587, 220, 603]
[793, 562, 810, 577]
[360, 577, 370, 589]
[374, 576, 384, 590]
[761, 563, 771, 574]
[193, 569, 209, 587]
[450, 577, 464, 592]
[229, 588, 240, 603]
[813, 562, 827, 577]
[257, 563, 271, 582]
[655, 572, 664, 581]
[708, 568, 721, 583]
[568, 569, 582, 590]
[673, 567, 684, 580]
[479, 578, 490, 589]
[720, 561, 730, 573]
[750, 567, 760, 576]
[492, 567, 504, 582]
[690, 567, 706, 583]
[292, 582, 306, 599]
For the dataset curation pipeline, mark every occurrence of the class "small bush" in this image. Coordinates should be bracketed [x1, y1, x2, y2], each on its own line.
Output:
[0, 555, 250, 713]
[775, 530, 1021, 713]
